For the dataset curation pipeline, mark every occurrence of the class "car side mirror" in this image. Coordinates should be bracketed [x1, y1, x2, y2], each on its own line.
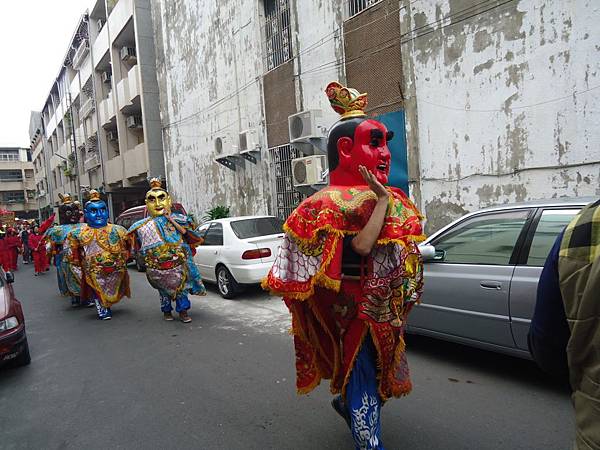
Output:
[419, 244, 436, 262]
[5, 272, 14, 284]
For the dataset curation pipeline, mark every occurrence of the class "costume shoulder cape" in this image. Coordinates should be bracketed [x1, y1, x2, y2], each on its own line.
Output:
[262, 185, 425, 300]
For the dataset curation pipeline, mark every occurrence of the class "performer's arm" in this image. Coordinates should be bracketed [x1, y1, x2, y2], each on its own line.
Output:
[165, 212, 188, 236]
[351, 165, 390, 257]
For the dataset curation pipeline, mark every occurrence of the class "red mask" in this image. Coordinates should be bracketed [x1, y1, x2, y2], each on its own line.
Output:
[329, 120, 392, 186]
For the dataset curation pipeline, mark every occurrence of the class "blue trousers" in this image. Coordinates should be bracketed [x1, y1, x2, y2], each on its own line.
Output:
[160, 293, 191, 313]
[347, 336, 385, 450]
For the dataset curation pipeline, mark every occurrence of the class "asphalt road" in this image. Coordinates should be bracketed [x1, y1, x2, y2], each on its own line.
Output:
[0, 263, 574, 450]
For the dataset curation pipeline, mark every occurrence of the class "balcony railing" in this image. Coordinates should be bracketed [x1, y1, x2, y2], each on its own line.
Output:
[80, 98, 95, 119]
[72, 40, 90, 70]
[83, 154, 101, 172]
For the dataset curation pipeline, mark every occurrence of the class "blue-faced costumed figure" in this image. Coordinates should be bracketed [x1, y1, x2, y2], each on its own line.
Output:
[45, 193, 86, 306]
[68, 190, 131, 320]
[128, 178, 206, 323]
[263, 83, 426, 449]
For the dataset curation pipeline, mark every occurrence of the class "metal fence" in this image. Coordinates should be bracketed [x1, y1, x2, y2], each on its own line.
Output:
[269, 144, 306, 220]
[264, 0, 292, 71]
[347, 0, 381, 18]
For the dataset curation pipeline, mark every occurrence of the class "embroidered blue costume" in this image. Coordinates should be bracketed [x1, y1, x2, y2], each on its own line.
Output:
[128, 178, 205, 322]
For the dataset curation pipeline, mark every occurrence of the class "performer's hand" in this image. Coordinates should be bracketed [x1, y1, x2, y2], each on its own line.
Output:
[359, 165, 389, 201]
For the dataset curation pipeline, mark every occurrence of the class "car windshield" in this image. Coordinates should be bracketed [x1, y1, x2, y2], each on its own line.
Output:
[230, 217, 283, 239]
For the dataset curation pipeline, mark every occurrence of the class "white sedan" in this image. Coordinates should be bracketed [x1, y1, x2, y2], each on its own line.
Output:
[193, 216, 284, 298]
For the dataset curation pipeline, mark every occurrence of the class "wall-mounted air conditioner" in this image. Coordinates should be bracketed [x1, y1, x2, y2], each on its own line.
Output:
[120, 46, 137, 63]
[107, 131, 118, 142]
[288, 110, 327, 142]
[126, 115, 143, 129]
[238, 129, 259, 152]
[291, 155, 328, 187]
[214, 134, 234, 155]
[101, 72, 112, 84]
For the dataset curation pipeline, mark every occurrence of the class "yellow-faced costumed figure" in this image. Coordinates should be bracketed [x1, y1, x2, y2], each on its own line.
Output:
[127, 178, 206, 323]
[68, 190, 131, 320]
[263, 82, 426, 449]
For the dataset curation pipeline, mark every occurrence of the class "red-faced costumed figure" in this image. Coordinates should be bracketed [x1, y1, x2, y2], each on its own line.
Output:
[263, 82, 426, 449]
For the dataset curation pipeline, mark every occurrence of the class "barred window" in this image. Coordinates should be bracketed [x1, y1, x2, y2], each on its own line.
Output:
[264, 0, 292, 71]
[347, 0, 381, 18]
[4, 191, 25, 203]
[269, 144, 306, 220]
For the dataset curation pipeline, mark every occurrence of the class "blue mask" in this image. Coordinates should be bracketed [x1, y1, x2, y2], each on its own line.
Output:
[84, 200, 109, 228]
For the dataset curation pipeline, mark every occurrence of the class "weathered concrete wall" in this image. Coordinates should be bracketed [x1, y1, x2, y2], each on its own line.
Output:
[400, 0, 600, 233]
[151, 0, 270, 218]
[151, 0, 347, 219]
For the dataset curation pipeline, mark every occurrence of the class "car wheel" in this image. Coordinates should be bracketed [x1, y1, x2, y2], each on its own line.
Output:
[216, 266, 239, 299]
[15, 338, 31, 367]
[136, 255, 146, 272]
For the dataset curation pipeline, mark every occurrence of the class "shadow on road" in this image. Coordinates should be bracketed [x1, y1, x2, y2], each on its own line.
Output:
[405, 333, 570, 395]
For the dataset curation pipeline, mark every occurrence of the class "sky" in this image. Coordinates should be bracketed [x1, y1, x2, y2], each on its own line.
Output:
[0, 1, 88, 147]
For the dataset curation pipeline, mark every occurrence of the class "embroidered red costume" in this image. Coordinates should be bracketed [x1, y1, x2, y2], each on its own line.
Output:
[264, 185, 424, 398]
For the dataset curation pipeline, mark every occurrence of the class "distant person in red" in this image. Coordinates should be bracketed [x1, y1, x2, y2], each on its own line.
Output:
[5, 228, 21, 271]
[0, 231, 10, 272]
[29, 215, 55, 276]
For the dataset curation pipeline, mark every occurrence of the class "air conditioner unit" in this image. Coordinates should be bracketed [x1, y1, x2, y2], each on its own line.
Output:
[126, 115, 143, 129]
[238, 129, 259, 152]
[107, 131, 118, 142]
[288, 109, 327, 142]
[292, 155, 328, 187]
[120, 46, 137, 63]
[214, 134, 234, 155]
[97, 19, 105, 32]
[101, 71, 112, 84]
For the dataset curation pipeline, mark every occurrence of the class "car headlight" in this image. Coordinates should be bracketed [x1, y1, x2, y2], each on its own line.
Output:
[0, 316, 19, 332]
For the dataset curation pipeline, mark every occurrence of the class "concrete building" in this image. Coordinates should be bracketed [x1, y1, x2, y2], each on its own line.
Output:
[37, 0, 163, 219]
[400, 0, 600, 232]
[29, 112, 53, 220]
[0, 147, 36, 220]
[151, 0, 409, 220]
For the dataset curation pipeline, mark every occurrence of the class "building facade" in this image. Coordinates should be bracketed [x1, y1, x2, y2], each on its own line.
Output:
[0, 147, 36, 220]
[151, 0, 408, 221]
[400, 0, 600, 232]
[37, 0, 164, 219]
[29, 112, 53, 220]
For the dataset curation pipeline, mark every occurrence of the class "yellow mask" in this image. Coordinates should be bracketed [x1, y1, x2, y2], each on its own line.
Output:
[145, 189, 172, 217]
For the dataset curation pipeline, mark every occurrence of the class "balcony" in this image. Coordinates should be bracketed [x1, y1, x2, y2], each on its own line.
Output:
[105, 155, 123, 185]
[80, 98, 95, 120]
[83, 154, 101, 172]
[72, 40, 90, 70]
[116, 78, 131, 112]
[108, 0, 133, 38]
[99, 92, 116, 126]
[123, 142, 148, 179]
[92, 24, 109, 67]
[0, 180, 25, 191]
[127, 64, 141, 103]
[69, 76, 80, 100]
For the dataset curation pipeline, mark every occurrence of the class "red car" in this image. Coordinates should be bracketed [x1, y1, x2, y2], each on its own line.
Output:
[0, 271, 30, 367]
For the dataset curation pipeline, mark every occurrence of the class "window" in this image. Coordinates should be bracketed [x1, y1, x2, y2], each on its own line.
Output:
[203, 223, 223, 246]
[0, 152, 19, 162]
[432, 210, 530, 265]
[4, 191, 25, 203]
[264, 0, 292, 71]
[0, 170, 23, 181]
[347, 0, 381, 18]
[25, 169, 34, 178]
[526, 209, 580, 266]
[231, 217, 283, 239]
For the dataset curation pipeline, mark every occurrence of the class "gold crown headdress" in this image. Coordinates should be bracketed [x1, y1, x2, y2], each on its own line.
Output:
[325, 82, 368, 119]
[87, 190, 101, 202]
[149, 177, 163, 190]
[58, 193, 73, 205]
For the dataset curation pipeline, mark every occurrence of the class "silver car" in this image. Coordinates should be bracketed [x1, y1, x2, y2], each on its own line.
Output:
[411, 197, 594, 359]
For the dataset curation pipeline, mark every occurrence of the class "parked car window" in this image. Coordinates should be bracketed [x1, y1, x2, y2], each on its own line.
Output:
[526, 209, 580, 266]
[203, 223, 223, 246]
[432, 210, 530, 265]
[230, 217, 283, 239]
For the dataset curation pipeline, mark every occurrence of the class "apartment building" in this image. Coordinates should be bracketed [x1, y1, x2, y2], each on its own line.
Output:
[38, 0, 164, 219]
[28, 112, 52, 220]
[151, 0, 409, 221]
[0, 147, 36, 219]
